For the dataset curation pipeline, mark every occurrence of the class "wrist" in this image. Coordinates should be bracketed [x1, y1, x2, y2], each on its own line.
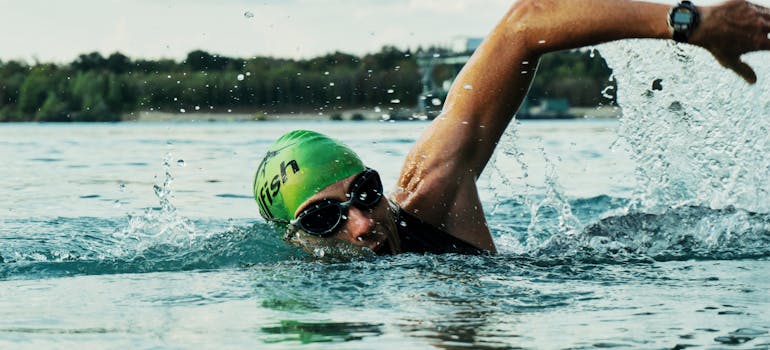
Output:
[687, 5, 713, 47]
[669, 1, 702, 43]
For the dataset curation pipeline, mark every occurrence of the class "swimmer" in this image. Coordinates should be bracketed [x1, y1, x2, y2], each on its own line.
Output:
[254, 0, 770, 255]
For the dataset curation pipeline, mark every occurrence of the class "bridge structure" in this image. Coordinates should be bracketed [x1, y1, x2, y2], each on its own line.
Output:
[413, 37, 575, 119]
[414, 37, 481, 116]
[415, 53, 472, 115]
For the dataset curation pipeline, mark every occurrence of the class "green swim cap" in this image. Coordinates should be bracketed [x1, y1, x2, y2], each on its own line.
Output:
[253, 130, 366, 222]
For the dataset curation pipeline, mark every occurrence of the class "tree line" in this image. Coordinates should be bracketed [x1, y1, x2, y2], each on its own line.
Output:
[0, 47, 615, 122]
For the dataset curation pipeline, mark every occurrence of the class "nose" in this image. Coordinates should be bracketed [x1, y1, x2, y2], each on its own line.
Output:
[343, 205, 375, 241]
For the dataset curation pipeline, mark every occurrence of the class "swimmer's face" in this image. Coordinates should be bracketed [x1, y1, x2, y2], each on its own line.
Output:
[287, 170, 400, 255]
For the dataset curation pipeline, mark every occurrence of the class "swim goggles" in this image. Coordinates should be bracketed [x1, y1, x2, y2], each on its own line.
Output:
[282, 168, 384, 237]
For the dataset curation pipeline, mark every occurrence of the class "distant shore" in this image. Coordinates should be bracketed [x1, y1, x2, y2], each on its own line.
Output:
[124, 106, 621, 122]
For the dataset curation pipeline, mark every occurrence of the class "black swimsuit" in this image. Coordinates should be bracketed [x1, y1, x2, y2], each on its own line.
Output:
[395, 208, 485, 255]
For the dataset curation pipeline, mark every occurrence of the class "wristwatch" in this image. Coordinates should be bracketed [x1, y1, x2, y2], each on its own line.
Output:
[668, 1, 700, 43]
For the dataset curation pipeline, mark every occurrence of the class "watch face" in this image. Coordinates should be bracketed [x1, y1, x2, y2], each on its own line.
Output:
[673, 10, 693, 24]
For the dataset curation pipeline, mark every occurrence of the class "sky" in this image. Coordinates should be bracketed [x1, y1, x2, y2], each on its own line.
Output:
[1, 0, 763, 64]
[0, 0, 513, 63]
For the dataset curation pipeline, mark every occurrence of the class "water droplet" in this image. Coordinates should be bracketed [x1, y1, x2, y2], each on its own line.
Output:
[463, 84, 473, 90]
[177, 159, 186, 167]
[387, 89, 395, 94]
[601, 86, 615, 99]
[374, 107, 382, 113]
[244, 11, 254, 18]
[381, 114, 391, 121]
[433, 53, 440, 58]
[522, 61, 529, 65]
[431, 98, 442, 106]
[195, 106, 200, 111]
[336, 96, 342, 100]
[521, 71, 528, 74]
[179, 108, 186, 113]
[119, 184, 126, 192]
[329, 82, 335, 86]
[399, 221, 407, 227]
[538, 40, 546, 44]
[390, 99, 401, 104]
[237, 74, 245, 81]
[113, 200, 121, 208]
[324, 71, 330, 76]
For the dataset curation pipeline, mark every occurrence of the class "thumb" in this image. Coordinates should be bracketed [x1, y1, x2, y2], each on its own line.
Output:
[716, 54, 758, 84]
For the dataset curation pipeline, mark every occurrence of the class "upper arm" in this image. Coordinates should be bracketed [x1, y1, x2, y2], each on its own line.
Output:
[393, 0, 672, 249]
[392, 6, 538, 251]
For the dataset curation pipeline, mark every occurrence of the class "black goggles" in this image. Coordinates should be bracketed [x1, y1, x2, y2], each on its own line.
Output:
[287, 168, 384, 237]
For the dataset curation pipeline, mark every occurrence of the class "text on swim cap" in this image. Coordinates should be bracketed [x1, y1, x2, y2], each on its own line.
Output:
[257, 160, 300, 218]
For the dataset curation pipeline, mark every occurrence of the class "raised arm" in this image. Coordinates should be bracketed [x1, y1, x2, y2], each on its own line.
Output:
[394, 0, 769, 251]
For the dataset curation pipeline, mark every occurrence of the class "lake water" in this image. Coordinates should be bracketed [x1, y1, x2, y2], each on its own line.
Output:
[2, 40, 770, 349]
[1, 119, 769, 349]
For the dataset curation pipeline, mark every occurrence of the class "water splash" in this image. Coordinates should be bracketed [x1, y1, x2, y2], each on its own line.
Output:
[488, 122, 581, 252]
[536, 205, 770, 262]
[0, 153, 302, 280]
[111, 153, 198, 256]
[490, 41, 770, 260]
[599, 40, 770, 212]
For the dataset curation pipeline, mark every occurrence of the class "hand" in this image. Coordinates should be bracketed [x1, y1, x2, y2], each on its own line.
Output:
[692, 0, 770, 84]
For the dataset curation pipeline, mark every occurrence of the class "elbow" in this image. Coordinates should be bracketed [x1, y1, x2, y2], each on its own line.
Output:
[502, 0, 558, 56]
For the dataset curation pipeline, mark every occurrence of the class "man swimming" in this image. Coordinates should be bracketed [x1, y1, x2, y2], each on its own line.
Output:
[254, 0, 770, 256]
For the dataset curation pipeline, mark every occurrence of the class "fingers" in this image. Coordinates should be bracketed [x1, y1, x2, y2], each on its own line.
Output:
[713, 53, 757, 84]
[728, 58, 758, 84]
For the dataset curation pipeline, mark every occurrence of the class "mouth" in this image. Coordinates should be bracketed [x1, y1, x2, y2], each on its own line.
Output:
[371, 235, 389, 255]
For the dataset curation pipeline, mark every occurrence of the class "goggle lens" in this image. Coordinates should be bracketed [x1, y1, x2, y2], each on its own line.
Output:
[297, 200, 343, 234]
[293, 169, 383, 237]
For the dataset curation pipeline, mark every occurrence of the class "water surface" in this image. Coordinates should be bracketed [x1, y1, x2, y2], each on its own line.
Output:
[2, 39, 770, 349]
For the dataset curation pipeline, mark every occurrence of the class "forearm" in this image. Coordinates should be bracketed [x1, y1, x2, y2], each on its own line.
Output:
[511, 0, 673, 56]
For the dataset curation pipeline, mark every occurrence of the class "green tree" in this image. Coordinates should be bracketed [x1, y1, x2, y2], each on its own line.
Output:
[106, 52, 131, 74]
[72, 52, 107, 71]
[18, 64, 62, 115]
[36, 92, 69, 121]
